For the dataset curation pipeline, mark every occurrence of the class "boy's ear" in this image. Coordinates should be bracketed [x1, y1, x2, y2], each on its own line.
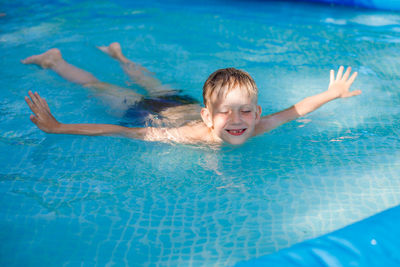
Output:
[201, 107, 213, 128]
[256, 105, 262, 122]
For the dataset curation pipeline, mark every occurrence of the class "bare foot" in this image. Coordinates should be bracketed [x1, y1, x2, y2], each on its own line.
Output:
[21, 48, 62, 69]
[97, 42, 129, 63]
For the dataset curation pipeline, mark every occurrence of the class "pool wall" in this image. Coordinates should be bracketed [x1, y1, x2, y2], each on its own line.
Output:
[235, 204, 400, 266]
[300, 0, 400, 10]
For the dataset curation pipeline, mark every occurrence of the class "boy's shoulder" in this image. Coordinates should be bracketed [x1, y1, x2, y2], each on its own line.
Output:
[144, 120, 216, 144]
[178, 120, 215, 143]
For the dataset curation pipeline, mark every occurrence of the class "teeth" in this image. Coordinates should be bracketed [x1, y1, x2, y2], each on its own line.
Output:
[227, 129, 245, 134]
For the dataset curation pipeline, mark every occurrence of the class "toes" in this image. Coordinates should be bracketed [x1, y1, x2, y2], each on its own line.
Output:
[97, 46, 109, 54]
[21, 56, 35, 64]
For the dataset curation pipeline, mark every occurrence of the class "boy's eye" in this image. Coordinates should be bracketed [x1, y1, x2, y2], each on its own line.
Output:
[241, 110, 251, 113]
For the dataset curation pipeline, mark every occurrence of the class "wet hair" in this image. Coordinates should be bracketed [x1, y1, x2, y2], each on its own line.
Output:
[202, 68, 258, 108]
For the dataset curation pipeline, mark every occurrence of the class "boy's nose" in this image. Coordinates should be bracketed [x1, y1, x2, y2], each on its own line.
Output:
[230, 111, 241, 123]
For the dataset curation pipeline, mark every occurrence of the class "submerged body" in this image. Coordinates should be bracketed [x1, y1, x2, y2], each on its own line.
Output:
[23, 42, 361, 145]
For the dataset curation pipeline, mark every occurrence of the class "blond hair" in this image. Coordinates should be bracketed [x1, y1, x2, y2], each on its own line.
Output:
[202, 68, 258, 107]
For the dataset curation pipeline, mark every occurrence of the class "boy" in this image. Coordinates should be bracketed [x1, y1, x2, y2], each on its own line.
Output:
[23, 42, 361, 145]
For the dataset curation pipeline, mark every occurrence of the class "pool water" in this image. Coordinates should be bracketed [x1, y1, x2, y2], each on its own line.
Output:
[2, 0, 400, 266]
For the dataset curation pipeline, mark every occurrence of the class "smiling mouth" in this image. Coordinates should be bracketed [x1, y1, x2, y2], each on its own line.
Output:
[226, 129, 246, 136]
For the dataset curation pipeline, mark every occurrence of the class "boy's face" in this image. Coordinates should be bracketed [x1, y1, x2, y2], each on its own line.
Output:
[201, 85, 261, 145]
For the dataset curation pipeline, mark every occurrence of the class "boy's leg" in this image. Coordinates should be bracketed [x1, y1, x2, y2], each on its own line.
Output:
[22, 48, 100, 85]
[98, 42, 201, 126]
[22, 49, 143, 108]
[97, 43, 202, 125]
[98, 42, 171, 96]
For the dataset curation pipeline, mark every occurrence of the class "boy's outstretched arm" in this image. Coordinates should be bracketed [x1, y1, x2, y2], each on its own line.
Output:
[25, 91, 148, 139]
[255, 66, 361, 134]
[25, 91, 207, 143]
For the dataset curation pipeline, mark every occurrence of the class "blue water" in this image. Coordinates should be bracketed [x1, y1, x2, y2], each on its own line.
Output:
[2, 0, 400, 266]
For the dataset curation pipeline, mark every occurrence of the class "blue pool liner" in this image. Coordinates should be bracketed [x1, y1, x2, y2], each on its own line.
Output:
[301, 0, 400, 10]
[235, 205, 400, 266]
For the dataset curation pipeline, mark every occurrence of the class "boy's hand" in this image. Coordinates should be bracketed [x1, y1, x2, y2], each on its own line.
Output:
[328, 66, 361, 98]
[25, 91, 61, 133]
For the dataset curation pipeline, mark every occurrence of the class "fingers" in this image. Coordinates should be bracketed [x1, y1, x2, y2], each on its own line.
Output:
[330, 66, 357, 85]
[27, 90, 47, 108]
[26, 91, 48, 116]
[347, 71, 358, 85]
[30, 114, 39, 124]
[330, 69, 334, 84]
[343, 89, 362, 98]
[329, 66, 360, 98]
[42, 98, 51, 112]
[335, 66, 344, 81]
[37, 92, 47, 107]
[25, 94, 38, 114]
[24, 95, 32, 107]
[349, 89, 362, 97]
[342, 66, 351, 81]
[28, 91, 43, 108]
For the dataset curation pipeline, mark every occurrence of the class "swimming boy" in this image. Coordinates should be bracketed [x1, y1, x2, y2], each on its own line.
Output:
[23, 42, 361, 145]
